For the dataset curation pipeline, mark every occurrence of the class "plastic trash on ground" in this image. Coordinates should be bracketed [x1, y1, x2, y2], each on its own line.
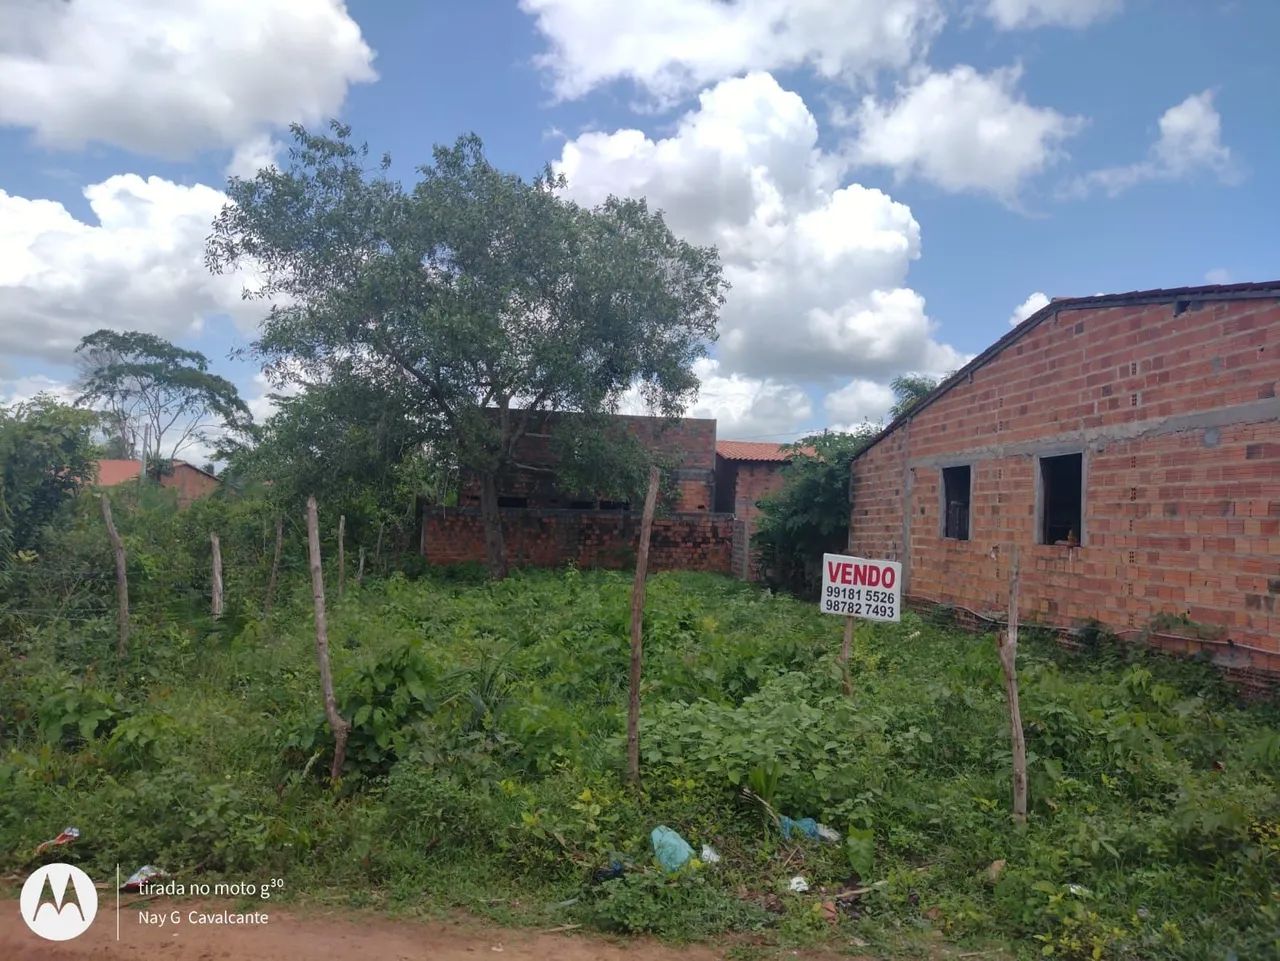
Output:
[33, 826, 80, 856]
[591, 860, 625, 884]
[700, 844, 721, 864]
[788, 876, 810, 893]
[779, 815, 840, 843]
[122, 865, 167, 892]
[650, 825, 694, 872]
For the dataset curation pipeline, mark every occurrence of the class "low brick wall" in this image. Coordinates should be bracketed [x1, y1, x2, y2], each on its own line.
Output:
[422, 507, 735, 574]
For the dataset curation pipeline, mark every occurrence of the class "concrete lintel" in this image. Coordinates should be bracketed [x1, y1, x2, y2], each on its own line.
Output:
[907, 397, 1280, 469]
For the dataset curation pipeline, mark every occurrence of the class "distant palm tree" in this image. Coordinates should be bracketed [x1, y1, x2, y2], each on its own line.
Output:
[889, 374, 940, 418]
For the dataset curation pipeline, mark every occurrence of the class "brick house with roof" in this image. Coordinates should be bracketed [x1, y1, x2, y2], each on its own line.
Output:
[846, 281, 1280, 689]
[714, 440, 810, 525]
[95, 458, 221, 507]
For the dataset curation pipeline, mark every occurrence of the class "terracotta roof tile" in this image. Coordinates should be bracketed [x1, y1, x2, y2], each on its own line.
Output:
[716, 440, 812, 462]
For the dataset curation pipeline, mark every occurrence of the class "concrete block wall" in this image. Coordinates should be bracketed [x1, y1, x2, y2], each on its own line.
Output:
[849, 295, 1280, 673]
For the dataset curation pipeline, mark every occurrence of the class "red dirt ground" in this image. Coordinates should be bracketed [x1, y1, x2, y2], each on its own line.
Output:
[2, 898, 835, 961]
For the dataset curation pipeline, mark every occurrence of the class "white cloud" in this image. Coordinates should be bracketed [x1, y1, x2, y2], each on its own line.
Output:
[823, 378, 896, 426]
[616, 358, 813, 439]
[1009, 290, 1049, 325]
[0, 373, 77, 406]
[555, 72, 965, 385]
[0, 174, 265, 363]
[1068, 91, 1238, 197]
[0, 0, 375, 157]
[226, 135, 283, 180]
[1204, 268, 1232, 285]
[985, 0, 1123, 29]
[520, 0, 944, 102]
[687, 359, 814, 438]
[245, 370, 302, 424]
[849, 65, 1083, 202]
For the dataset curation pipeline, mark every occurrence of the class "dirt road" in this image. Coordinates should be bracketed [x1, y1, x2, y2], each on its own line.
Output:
[2, 898, 741, 961]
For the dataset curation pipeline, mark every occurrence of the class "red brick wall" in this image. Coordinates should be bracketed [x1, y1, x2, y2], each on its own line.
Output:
[849, 295, 1280, 672]
[422, 507, 734, 573]
[459, 411, 716, 512]
[728, 461, 790, 524]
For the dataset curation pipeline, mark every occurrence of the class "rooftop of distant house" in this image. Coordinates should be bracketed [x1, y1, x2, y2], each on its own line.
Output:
[715, 440, 814, 462]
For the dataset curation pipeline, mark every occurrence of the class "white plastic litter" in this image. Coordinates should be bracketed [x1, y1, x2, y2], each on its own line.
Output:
[788, 876, 810, 893]
[816, 823, 841, 843]
[700, 844, 721, 863]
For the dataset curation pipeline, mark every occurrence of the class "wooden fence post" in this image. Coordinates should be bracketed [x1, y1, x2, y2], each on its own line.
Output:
[997, 546, 1028, 824]
[840, 616, 856, 696]
[626, 466, 661, 789]
[264, 516, 283, 618]
[210, 531, 224, 619]
[100, 495, 129, 658]
[306, 496, 350, 784]
[356, 546, 366, 586]
[337, 514, 346, 598]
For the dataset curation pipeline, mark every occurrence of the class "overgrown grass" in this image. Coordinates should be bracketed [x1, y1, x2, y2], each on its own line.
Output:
[3, 567, 1278, 958]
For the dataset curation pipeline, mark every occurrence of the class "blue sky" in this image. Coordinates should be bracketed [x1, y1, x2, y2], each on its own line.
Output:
[1, 0, 1276, 443]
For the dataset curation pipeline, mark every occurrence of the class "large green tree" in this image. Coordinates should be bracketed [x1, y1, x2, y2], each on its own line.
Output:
[75, 329, 252, 470]
[207, 123, 725, 577]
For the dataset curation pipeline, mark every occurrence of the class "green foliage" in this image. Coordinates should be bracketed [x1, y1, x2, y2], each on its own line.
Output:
[578, 869, 768, 939]
[0, 395, 99, 568]
[3, 563, 1278, 959]
[754, 429, 879, 595]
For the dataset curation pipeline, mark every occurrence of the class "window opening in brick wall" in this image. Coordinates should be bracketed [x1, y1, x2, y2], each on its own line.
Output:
[497, 496, 529, 508]
[1040, 453, 1082, 545]
[599, 500, 631, 511]
[942, 465, 971, 540]
[567, 499, 596, 510]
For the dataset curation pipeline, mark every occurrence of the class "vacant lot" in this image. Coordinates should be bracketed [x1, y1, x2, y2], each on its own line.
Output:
[3, 568, 1277, 959]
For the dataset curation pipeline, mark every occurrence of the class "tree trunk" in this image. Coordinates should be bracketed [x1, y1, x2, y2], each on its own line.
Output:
[373, 521, 384, 570]
[356, 546, 366, 585]
[210, 531, 224, 619]
[264, 516, 283, 618]
[998, 546, 1028, 824]
[306, 496, 350, 784]
[337, 514, 346, 598]
[626, 466, 661, 789]
[100, 495, 129, 658]
[478, 471, 509, 579]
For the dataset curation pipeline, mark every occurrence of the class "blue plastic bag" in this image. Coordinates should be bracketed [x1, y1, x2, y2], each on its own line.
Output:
[779, 815, 821, 840]
[650, 825, 694, 872]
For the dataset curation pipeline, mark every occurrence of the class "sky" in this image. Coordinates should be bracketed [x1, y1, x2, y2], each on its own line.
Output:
[1, 0, 1277, 445]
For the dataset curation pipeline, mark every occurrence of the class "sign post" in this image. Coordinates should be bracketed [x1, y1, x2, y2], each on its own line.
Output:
[820, 553, 901, 694]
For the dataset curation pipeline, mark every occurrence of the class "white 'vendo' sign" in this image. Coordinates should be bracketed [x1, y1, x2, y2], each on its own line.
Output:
[820, 553, 902, 622]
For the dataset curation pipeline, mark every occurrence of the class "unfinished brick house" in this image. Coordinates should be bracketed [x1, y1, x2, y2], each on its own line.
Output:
[847, 282, 1280, 684]
[455, 411, 717, 512]
[423, 411, 736, 573]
